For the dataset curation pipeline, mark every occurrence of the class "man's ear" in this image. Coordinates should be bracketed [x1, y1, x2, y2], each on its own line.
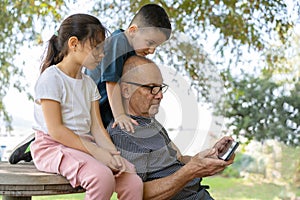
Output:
[120, 82, 131, 99]
[68, 36, 79, 51]
[127, 24, 138, 37]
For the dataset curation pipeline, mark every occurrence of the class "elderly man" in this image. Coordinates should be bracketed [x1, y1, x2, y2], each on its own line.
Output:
[108, 55, 235, 200]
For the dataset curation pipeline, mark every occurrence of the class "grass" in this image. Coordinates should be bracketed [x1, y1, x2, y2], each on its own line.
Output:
[32, 193, 85, 200]
[202, 176, 299, 200]
[1, 177, 299, 199]
[31, 192, 117, 199]
[0, 176, 294, 200]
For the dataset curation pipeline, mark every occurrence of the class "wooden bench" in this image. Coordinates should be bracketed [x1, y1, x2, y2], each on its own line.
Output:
[0, 161, 85, 200]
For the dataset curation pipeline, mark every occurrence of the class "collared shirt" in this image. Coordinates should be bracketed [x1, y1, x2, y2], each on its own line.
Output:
[108, 115, 214, 200]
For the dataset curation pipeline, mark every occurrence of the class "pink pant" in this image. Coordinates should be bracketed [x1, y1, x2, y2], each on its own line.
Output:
[31, 131, 143, 200]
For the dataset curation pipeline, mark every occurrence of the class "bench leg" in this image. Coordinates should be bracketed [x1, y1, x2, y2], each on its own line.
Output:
[2, 196, 31, 200]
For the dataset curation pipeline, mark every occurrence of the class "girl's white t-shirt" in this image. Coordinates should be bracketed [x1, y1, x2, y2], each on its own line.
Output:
[33, 65, 101, 135]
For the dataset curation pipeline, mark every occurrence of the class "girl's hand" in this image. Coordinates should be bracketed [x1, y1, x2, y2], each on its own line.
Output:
[92, 148, 122, 173]
[111, 154, 126, 177]
[112, 114, 138, 133]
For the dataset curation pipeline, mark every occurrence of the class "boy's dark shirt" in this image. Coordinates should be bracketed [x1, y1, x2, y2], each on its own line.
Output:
[85, 29, 136, 127]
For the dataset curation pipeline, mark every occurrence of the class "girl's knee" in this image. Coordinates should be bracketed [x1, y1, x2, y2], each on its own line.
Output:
[91, 166, 115, 186]
[132, 175, 143, 191]
[117, 173, 143, 192]
[81, 163, 115, 190]
[116, 173, 143, 200]
[82, 165, 116, 199]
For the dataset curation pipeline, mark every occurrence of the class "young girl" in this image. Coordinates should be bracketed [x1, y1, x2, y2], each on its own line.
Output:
[30, 14, 143, 200]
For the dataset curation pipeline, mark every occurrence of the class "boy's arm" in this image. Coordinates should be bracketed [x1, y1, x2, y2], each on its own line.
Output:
[106, 81, 138, 132]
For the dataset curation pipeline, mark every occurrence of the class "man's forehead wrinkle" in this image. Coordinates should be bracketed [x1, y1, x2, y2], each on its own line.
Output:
[123, 62, 159, 82]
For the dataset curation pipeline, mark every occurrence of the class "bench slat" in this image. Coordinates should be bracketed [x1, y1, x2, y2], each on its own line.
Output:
[0, 162, 70, 185]
[0, 161, 85, 197]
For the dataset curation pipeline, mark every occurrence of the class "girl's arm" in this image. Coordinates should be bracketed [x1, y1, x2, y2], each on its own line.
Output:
[41, 99, 121, 171]
[90, 100, 126, 174]
[106, 81, 138, 132]
[90, 100, 118, 150]
[41, 99, 90, 153]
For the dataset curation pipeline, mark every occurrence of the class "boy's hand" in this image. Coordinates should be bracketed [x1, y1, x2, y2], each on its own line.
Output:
[112, 114, 138, 133]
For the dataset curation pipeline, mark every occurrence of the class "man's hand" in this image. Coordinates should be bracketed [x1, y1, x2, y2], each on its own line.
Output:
[212, 136, 234, 158]
[185, 148, 234, 179]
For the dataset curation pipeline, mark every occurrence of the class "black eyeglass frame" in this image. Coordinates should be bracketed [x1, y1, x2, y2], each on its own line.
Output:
[123, 81, 169, 95]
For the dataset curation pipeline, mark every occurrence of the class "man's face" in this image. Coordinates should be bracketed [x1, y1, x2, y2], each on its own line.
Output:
[130, 27, 167, 56]
[126, 64, 165, 117]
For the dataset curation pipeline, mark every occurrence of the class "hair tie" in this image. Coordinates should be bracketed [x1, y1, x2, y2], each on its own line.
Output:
[54, 31, 58, 36]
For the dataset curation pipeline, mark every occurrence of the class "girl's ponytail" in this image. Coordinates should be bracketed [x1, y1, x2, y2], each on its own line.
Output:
[40, 34, 62, 73]
[39, 14, 107, 74]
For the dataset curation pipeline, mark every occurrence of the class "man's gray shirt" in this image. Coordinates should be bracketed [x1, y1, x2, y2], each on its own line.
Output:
[108, 115, 214, 200]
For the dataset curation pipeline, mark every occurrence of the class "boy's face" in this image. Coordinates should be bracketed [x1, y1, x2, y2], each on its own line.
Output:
[129, 26, 167, 56]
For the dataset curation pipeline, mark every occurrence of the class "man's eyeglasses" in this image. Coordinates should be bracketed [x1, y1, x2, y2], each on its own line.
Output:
[123, 81, 169, 95]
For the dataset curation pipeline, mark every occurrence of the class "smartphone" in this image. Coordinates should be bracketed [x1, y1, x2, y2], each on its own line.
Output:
[218, 140, 239, 161]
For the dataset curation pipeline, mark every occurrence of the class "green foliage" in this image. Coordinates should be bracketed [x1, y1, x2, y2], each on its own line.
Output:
[127, 0, 297, 61]
[216, 70, 300, 145]
[215, 27, 300, 146]
[92, 0, 298, 104]
[221, 163, 240, 178]
[221, 152, 247, 178]
[0, 0, 65, 130]
[263, 32, 300, 80]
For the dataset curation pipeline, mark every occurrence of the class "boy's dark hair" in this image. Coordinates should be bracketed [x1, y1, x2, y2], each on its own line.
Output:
[130, 4, 172, 39]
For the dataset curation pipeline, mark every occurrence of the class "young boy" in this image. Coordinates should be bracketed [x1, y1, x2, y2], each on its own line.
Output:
[9, 3, 171, 164]
[86, 3, 172, 132]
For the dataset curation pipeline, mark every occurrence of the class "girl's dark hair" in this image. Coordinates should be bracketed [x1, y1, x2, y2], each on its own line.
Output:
[40, 14, 107, 73]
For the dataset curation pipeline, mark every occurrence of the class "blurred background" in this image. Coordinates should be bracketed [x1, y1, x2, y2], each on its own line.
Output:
[0, 0, 299, 199]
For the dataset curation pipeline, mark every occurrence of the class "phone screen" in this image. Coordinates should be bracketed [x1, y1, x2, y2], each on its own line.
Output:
[218, 141, 239, 161]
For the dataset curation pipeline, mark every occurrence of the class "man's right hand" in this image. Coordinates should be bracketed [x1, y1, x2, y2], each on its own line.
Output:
[185, 148, 234, 179]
